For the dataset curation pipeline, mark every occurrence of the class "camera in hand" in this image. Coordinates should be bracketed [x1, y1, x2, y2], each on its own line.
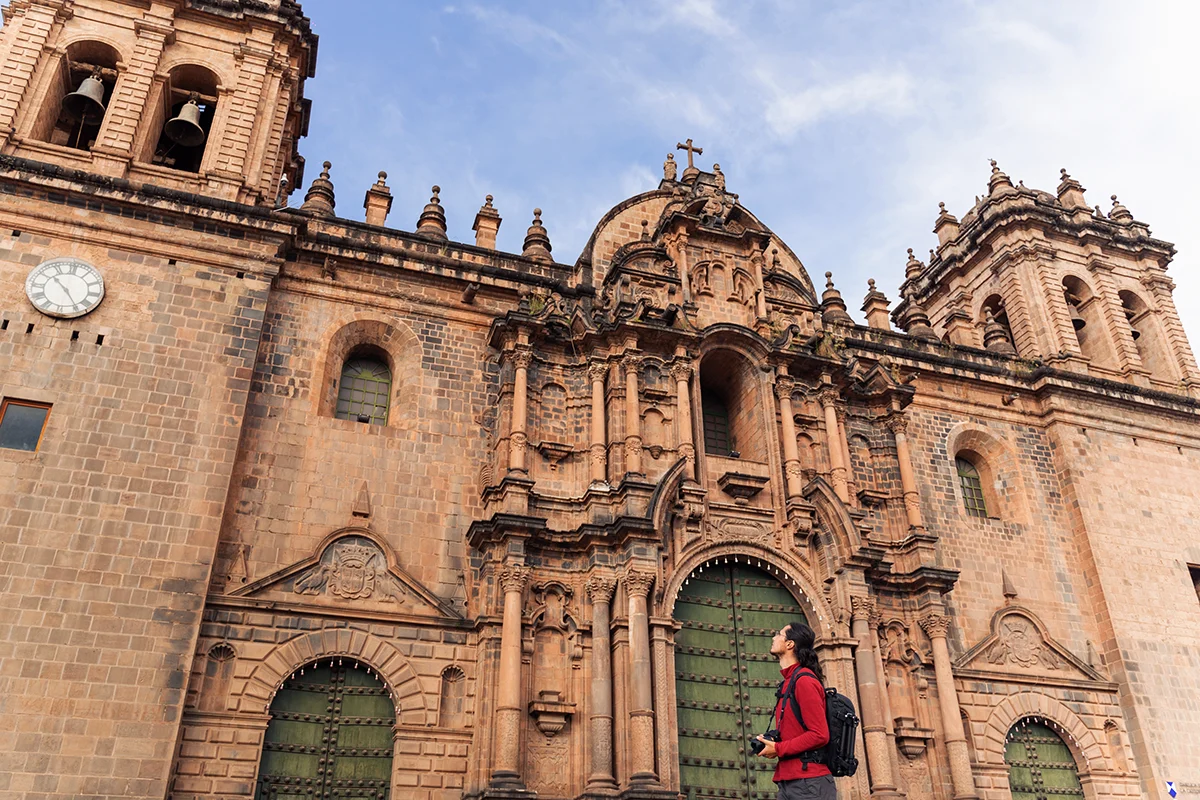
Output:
[749, 729, 780, 756]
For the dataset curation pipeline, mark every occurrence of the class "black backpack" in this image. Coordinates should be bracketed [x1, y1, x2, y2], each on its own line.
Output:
[777, 668, 860, 777]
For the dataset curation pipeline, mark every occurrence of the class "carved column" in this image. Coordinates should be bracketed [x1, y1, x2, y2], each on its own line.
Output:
[837, 408, 857, 506]
[651, 621, 678, 791]
[622, 568, 658, 786]
[622, 355, 644, 477]
[751, 246, 769, 320]
[919, 615, 977, 800]
[589, 361, 609, 485]
[871, 611, 906, 797]
[671, 357, 696, 481]
[851, 597, 899, 798]
[775, 372, 803, 498]
[585, 576, 618, 792]
[492, 564, 532, 787]
[508, 348, 532, 474]
[886, 415, 924, 530]
[820, 389, 850, 504]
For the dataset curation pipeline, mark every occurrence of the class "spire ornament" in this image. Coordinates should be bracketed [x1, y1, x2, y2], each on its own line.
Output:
[300, 161, 336, 216]
[522, 208, 553, 263]
[416, 185, 448, 240]
[1109, 194, 1133, 224]
[987, 158, 1015, 195]
[820, 271, 853, 325]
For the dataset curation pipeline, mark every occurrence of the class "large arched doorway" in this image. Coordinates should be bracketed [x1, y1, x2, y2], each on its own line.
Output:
[675, 561, 808, 800]
[256, 660, 395, 799]
[1004, 718, 1083, 800]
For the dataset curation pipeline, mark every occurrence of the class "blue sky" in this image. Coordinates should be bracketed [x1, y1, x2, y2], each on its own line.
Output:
[299, 1, 1200, 338]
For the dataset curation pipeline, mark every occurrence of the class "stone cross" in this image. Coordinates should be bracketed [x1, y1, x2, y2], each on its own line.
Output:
[676, 138, 703, 170]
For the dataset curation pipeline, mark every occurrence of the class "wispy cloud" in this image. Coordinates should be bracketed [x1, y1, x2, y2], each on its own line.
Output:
[765, 71, 914, 137]
[461, 5, 575, 55]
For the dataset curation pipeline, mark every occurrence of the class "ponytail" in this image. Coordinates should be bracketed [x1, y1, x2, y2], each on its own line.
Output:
[785, 621, 824, 683]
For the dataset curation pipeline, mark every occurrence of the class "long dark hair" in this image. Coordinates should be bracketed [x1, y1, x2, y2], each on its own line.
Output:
[784, 621, 823, 683]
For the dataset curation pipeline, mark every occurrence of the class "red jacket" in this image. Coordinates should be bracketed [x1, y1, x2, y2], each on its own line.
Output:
[771, 664, 831, 780]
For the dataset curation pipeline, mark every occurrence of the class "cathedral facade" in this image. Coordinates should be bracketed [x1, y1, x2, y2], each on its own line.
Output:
[1, 3, 1198, 800]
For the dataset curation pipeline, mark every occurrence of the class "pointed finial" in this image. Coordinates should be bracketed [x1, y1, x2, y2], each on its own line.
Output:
[934, 201, 960, 245]
[523, 207, 553, 263]
[820, 271, 853, 325]
[771, 247, 781, 269]
[825, 271, 835, 289]
[416, 184, 448, 240]
[1109, 193, 1133, 223]
[472, 193, 502, 249]
[362, 169, 393, 226]
[987, 158, 1014, 195]
[640, 219, 651, 241]
[904, 247, 924, 280]
[300, 160, 336, 216]
[862, 279, 891, 331]
[901, 295, 938, 341]
[1002, 568, 1017, 603]
[868, 279, 875, 290]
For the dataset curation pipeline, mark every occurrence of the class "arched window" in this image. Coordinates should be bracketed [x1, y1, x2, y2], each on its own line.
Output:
[144, 64, 220, 173]
[258, 661, 394, 798]
[982, 294, 1017, 355]
[1004, 719, 1082, 800]
[698, 350, 767, 462]
[438, 666, 467, 728]
[1119, 290, 1176, 382]
[956, 456, 988, 518]
[335, 350, 392, 425]
[1062, 276, 1115, 369]
[34, 42, 120, 151]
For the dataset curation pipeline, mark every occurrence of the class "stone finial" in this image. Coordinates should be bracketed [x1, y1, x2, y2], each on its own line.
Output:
[1109, 194, 1133, 224]
[901, 296, 938, 341]
[983, 307, 1017, 355]
[1056, 168, 1089, 210]
[522, 208, 553, 263]
[904, 247, 925, 281]
[472, 194, 502, 250]
[712, 163, 726, 192]
[1001, 569, 1017, 603]
[640, 220, 651, 241]
[820, 271, 854, 325]
[862, 278, 892, 331]
[933, 201, 960, 247]
[363, 171, 393, 226]
[300, 160, 336, 216]
[987, 158, 1015, 196]
[416, 185, 448, 240]
[663, 153, 677, 182]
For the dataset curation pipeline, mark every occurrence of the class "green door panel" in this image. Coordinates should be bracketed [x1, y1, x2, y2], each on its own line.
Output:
[676, 563, 808, 800]
[1005, 721, 1083, 800]
[257, 663, 395, 800]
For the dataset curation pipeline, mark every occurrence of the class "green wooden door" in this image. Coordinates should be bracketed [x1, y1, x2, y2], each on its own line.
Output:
[257, 662, 395, 800]
[675, 562, 808, 800]
[1005, 721, 1083, 800]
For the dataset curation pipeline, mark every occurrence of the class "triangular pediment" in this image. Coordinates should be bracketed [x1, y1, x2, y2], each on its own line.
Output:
[231, 527, 460, 619]
[955, 606, 1103, 683]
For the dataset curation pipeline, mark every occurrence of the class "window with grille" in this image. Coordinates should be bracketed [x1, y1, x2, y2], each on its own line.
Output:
[956, 456, 988, 518]
[702, 394, 733, 456]
[335, 357, 391, 425]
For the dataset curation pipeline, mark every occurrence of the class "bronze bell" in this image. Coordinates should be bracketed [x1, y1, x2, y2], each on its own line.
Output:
[62, 69, 107, 125]
[1068, 303, 1086, 331]
[164, 95, 206, 147]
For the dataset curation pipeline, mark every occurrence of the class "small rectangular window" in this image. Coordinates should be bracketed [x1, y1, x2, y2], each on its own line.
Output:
[0, 399, 51, 452]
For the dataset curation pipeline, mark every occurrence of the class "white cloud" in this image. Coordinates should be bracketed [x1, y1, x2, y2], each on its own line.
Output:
[764, 71, 915, 137]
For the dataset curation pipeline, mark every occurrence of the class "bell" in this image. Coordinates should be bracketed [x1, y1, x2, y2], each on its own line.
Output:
[1068, 303, 1086, 331]
[62, 70, 106, 125]
[164, 96, 206, 147]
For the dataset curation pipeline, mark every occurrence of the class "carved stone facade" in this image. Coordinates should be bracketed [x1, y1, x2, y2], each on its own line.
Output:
[0, 4, 1198, 800]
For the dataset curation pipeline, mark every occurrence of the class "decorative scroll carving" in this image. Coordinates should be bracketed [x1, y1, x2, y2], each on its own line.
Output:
[621, 569, 655, 599]
[622, 354, 644, 375]
[774, 376, 796, 401]
[294, 538, 406, 603]
[850, 595, 877, 622]
[588, 361, 609, 383]
[705, 516, 772, 544]
[884, 413, 909, 435]
[511, 348, 534, 370]
[918, 614, 952, 639]
[669, 360, 693, 383]
[984, 615, 1063, 670]
[585, 576, 617, 605]
[498, 564, 532, 594]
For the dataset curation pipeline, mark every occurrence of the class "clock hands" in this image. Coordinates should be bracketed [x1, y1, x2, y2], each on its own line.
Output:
[48, 275, 77, 305]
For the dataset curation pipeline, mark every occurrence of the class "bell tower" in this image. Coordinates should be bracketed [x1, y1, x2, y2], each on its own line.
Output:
[0, 0, 317, 205]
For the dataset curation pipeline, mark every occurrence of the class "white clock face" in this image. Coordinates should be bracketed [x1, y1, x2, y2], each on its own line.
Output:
[25, 257, 105, 319]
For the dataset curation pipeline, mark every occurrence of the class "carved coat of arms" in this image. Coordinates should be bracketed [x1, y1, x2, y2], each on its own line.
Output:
[294, 539, 405, 603]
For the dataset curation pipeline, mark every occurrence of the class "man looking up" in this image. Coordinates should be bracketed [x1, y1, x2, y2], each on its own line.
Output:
[756, 621, 834, 800]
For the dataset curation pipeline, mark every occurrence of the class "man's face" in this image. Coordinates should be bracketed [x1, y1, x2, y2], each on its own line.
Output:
[770, 625, 792, 657]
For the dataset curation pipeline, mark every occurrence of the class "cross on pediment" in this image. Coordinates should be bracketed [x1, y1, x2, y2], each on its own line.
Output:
[676, 138, 703, 170]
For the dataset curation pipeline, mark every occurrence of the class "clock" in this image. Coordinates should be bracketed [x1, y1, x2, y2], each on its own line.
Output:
[25, 257, 105, 319]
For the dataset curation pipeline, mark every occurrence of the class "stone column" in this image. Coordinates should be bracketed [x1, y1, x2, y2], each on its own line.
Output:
[622, 568, 658, 786]
[838, 408, 857, 506]
[651, 621, 678, 791]
[622, 355, 643, 477]
[671, 357, 696, 481]
[820, 389, 850, 504]
[752, 246, 769, 320]
[1087, 259, 1145, 379]
[919, 615, 977, 800]
[870, 611, 906, 797]
[775, 372, 804, 498]
[508, 348, 532, 474]
[589, 361, 609, 485]
[851, 597, 899, 798]
[885, 415, 925, 530]
[92, 15, 176, 167]
[585, 576, 618, 793]
[491, 564, 531, 787]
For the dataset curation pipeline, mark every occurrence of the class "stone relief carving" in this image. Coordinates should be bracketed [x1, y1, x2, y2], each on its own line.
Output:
[985, 615, 1063, 670]
[293, 537, 406, 603]
[705, 516, 772, 545]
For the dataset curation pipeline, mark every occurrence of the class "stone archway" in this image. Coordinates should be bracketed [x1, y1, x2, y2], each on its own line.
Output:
[673, 559, 811, 800]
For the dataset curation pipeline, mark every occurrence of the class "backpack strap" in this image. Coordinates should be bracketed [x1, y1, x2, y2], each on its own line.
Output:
[783, 668, 822, 732]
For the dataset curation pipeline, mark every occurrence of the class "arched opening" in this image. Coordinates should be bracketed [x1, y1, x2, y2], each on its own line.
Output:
[982, 294, 1017, 355]
[674, 561, 809, 800]
[144, 64, 219, 173]
[438, 666, 467, 728]
[33, 41, 120, 151]
[1062, 276, 1114, 369]
[335, 345, 393, 425]
[1119, 290, 1176, 382]
[197, 643, 236, 712]
[1004, 718, 1083, 800]
[257, 659, 395, 798]
[698, 350, 767, 463]
[955, 455, 989, 518]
